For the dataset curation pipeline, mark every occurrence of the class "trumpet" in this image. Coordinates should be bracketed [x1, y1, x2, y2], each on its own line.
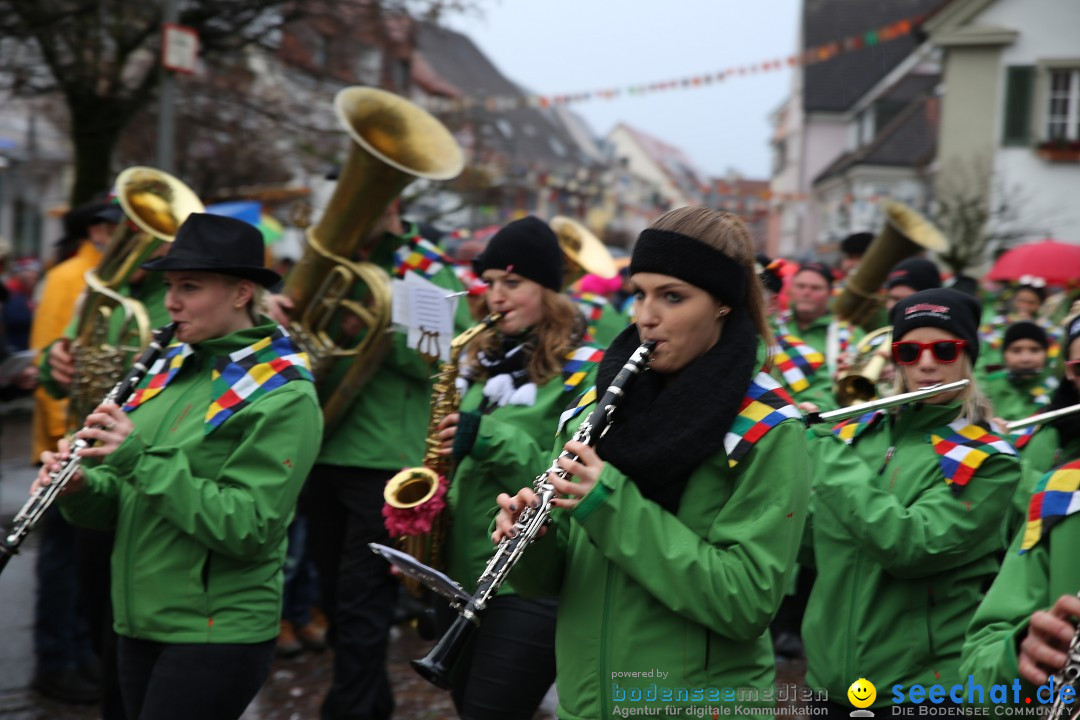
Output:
[374, 340, 656, 689]
[834, 326, 892, 407]
[0, 323, 177, 577]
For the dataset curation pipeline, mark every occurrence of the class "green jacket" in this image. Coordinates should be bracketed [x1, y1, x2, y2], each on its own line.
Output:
[983, 369, 1057, 423]
[803, 402, 1020, 707]
[445, 348, 600, 588]
[961, 451, 1080, 691]
[770, 310, 862, 413]
[60, 323, 323, 644]
[568, 292, 628, 348]
[1004, 427, 1068, 542]
[510, 375, 811, 719]
[39, 273, 170, 400]
[316, 227, 472, 469]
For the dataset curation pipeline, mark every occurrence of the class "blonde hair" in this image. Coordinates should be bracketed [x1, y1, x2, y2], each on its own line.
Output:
[645, 207, 774, 351]
[892, 354, 995, 425]
[224, 276, 267, 325]
[468, 289, 583, 386]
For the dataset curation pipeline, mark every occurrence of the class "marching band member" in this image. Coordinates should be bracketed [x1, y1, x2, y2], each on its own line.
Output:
[268, 202, 472, 720]
[36, 214, 322, 720]
[802, 289, 1020, 715]
[493, 207, 811, 717]
[436, 216, 602, 720]
[884, 257, 942, 312]
[770, 261, 861, 413]
[961, 315, 1080, 689]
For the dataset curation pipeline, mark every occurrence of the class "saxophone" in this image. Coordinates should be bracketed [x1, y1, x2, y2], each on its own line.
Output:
[382, 313, 501, 593]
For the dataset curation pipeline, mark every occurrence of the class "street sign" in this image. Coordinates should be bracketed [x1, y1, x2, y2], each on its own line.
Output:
[162, 23, 199, 74]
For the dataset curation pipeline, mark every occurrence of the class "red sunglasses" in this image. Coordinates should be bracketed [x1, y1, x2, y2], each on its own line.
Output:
[892, 340, 968, 365]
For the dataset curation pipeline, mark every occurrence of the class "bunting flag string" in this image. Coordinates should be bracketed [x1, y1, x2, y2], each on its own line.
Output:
[421, 14, 925, 114]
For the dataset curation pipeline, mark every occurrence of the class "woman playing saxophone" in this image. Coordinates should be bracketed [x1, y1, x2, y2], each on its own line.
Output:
[433, 216, 603, 720]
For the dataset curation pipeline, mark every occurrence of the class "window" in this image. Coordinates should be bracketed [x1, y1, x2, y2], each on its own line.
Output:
[1047, 68, 1080, 140]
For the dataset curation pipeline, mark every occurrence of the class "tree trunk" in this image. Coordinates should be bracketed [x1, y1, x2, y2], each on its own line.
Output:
[68, 98, 127, 205]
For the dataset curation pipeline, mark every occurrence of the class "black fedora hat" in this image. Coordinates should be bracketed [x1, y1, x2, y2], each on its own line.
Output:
[142, 213, 280, 287]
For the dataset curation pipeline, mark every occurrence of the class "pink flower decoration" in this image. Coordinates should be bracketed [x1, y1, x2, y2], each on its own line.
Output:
[382, 473, 448, 537]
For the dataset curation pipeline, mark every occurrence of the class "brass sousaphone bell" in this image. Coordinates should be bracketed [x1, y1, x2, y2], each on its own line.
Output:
[833, 201, 949, 328]
[550, 216, 618, 289]
[283, 87, 465, 433]
[68, 167, 204, 430]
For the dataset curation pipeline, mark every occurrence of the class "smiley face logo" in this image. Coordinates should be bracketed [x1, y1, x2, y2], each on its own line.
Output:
[847, 678, 876, 709]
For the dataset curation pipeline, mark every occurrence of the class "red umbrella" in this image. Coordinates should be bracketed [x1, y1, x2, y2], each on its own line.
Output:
[986, 240, 1080, 287]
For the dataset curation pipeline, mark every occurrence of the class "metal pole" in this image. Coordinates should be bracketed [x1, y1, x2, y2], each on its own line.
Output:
[156, 0, 180, 172]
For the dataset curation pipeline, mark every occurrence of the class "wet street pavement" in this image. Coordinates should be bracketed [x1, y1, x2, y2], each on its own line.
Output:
[0, 403, 808, 719]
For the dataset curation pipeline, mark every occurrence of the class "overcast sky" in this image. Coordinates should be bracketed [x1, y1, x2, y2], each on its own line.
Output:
[443, 0, 802, 180]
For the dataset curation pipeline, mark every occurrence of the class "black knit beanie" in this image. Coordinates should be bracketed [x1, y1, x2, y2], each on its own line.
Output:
[840, 232, 874, 257]
[1003, 321, 1049, 351]
[629, 228, 747, 307]
[1066, 316, 1080, 359]
[885, 257, 942, 292]
[472, 217, 563, 291]
[795, 262, 833, 289]
[891, 288, 982, 364]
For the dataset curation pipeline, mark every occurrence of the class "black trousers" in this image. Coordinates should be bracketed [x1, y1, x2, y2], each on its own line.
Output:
[116, 636, 274, 720]
[75, 527, 125, 719]
[446, 594, 557, 720]
[305, 464, 398, 720]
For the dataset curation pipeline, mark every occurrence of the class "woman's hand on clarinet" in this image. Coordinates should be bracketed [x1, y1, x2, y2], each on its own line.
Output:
[33, 438, 86, 497]
[550, 441, 604, 511]
[492, 488, 547, 543]
[436, 412, 459, 456]
[1018, 593, 1080, 685]
[74, 403, 133, 459]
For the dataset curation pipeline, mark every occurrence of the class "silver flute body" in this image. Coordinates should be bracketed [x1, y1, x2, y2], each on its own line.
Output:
[0, 323, 176, 576]
[1006, 403, 1080, 432]
[410, 339, 656, 688]
[809, 380, 971, 425]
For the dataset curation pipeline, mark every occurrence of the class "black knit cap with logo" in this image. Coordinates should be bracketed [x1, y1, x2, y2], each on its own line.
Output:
[472, 216, 563, 291]
[890, 288, 983, 363]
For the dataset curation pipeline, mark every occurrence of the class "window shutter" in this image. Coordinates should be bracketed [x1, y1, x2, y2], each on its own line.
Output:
[1002, 65, 1035, 146]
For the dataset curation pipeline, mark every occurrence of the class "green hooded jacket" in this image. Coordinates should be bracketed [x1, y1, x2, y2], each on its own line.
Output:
[802, 402, 1020, 708]
[983, 369, 1058, 423]
[60, 322, 323, 644]
[509, 371, 811, 719]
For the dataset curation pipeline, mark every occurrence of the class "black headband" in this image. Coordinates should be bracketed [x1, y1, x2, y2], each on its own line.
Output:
[629, 228, 747, 307]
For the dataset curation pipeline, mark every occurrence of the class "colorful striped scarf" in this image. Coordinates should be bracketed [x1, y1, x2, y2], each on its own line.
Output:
[723, 373, 802, 468]
[929, 419, 1017, 494]
[561, 346, 604, 392]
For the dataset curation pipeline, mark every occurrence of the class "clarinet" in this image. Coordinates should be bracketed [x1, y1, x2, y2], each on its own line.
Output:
[1048, 596, 1080, 720]
[0, 323, 177, 577]
[411, 340, 656, 689]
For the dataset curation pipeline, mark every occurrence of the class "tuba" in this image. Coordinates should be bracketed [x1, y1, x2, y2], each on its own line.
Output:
[283, 87, 464, 433]
[68, 167, 203, 431]
[550, 216, 617, 289]
[382, 313, 501, 595]
[833, 201, 949, 329]
[833, 326, 893, 406]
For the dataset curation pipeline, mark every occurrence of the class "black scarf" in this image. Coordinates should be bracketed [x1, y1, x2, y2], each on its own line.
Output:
[593, 310, 759, 513]
[1049, 378, 1080, 445]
